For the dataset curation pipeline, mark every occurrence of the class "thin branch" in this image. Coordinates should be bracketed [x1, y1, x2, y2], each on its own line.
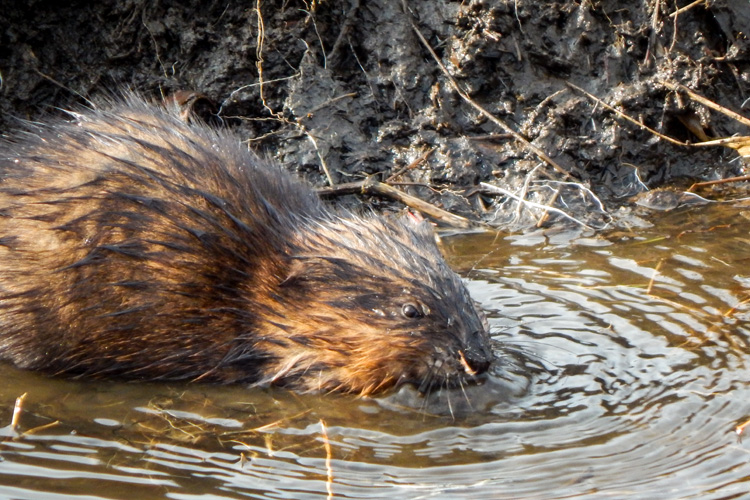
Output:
[567, 81, 687, 146]
[660, 80, 750, 129]
[318, 177, 484, 229]
[669, 0, 706, 18]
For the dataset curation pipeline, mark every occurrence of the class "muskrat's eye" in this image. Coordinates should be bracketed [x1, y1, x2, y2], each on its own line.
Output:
[401, 302, 423, 319]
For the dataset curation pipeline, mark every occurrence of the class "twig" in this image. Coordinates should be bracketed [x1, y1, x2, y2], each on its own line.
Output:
[567, 81, 687, 146]
[33, 70, 92, 105]
[723, 296, 750, 319]
[318, 177, 484, 229]
[669, 0, 706, 18]
[536, 188, 562, 228]
[541, 180, 608, 213]
[386, 147, 436, 182]
[516, 163, 543, 221]
[305, 92, 358, 115]
[217, 75, 299, 116]
[660, 80, 750, 129]
[23, 421, 61, 436]
[659, 80, 750, 127]
[401, 0, 572, 180]
[646, 259, 664, 295]
[689, 174, 750, 191]
[300, 8, 327, 69]
[255, 0, 277, 117]
[303, 129, 336, 186]
[643, 0, 661, 67]
[464, 133, 514, 142]
[571, 80, 750, 147]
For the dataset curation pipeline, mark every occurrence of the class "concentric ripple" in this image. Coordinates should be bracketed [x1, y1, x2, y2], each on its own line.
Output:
[2, 203, 750, 499]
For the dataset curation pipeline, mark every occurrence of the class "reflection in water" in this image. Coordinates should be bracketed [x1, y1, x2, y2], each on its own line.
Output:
[2, 204, 750, 498]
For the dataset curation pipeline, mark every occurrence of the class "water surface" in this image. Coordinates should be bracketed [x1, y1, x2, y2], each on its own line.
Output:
[2, 203, 750, 499]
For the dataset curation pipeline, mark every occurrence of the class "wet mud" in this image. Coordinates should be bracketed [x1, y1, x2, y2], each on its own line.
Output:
[1, 0, 749, 228]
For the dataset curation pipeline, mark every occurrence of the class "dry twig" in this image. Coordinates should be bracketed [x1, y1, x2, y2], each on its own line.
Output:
[660, 80, 750, 129]
[669, 0, 707, 18]
[386, 147, 436, 183]
[318, 177, 483, 229]
[569, 80, 750, 179]
[567, 81, 686, 146]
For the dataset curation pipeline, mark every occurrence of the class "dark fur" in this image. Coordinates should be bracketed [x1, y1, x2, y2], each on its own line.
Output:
[0, 97, 492, 395]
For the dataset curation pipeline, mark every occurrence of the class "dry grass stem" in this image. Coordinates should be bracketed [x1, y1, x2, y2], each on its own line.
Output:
[516, 163, 543, 221]
[723, 296, 750, 319]
[571, 80, 750, 187]
[320, 419, 334, 500]
[386, 147, 436, 183]
[255, 1, 276, 117]
[645, 259, 664, 295]
[10, 393, 27, 433]
[669, 0, 707, 18]
[480, 182, 594, 229]
[23, 421, 61, 436]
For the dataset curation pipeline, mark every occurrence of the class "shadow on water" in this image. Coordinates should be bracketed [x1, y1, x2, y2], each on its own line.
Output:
[3, 203, 750, 498]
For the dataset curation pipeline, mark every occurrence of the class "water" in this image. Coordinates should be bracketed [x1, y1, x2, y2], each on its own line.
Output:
[2, 203, 750, 499]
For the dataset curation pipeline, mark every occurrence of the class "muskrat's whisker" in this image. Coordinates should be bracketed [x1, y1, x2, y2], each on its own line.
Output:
[444, 380, 455, 421]
[458, 378, 474, 410]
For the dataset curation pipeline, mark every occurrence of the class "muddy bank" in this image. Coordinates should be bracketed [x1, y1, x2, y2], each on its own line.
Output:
[1, 0, 749, 229]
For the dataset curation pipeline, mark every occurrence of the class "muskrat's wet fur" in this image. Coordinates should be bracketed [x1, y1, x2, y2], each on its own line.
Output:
[0, 97, 493, 395]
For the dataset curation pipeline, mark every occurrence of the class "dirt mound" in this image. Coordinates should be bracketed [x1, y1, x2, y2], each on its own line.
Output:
[2, 0, 748, 229]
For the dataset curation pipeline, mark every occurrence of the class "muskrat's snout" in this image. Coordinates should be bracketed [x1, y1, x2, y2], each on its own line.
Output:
[458, 329, 493, 377]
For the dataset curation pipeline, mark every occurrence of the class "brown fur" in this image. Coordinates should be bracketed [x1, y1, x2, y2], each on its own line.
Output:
[0, 97, 492, 395]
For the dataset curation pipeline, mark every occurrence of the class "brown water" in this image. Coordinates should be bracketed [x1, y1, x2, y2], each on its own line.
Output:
[2, 203, 750, 499]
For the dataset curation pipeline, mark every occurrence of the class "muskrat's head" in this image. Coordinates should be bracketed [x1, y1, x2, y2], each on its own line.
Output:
[254, 213, 494, 396]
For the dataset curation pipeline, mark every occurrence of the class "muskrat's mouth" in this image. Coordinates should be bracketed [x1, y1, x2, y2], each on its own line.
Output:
[458, 350, 482, 376]
[412, 353, 492, 394]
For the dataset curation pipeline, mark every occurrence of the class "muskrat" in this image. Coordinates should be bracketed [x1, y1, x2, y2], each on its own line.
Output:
[0, 97, 493, 395]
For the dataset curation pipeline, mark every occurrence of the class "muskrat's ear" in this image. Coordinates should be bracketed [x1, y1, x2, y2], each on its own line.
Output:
[398, 211, 440, 243]
[402, 210, 427, 226]
[400, 211, 435, 233]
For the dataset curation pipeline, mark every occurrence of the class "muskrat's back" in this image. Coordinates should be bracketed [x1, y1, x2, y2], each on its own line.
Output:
[0, 98, 493, 395]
